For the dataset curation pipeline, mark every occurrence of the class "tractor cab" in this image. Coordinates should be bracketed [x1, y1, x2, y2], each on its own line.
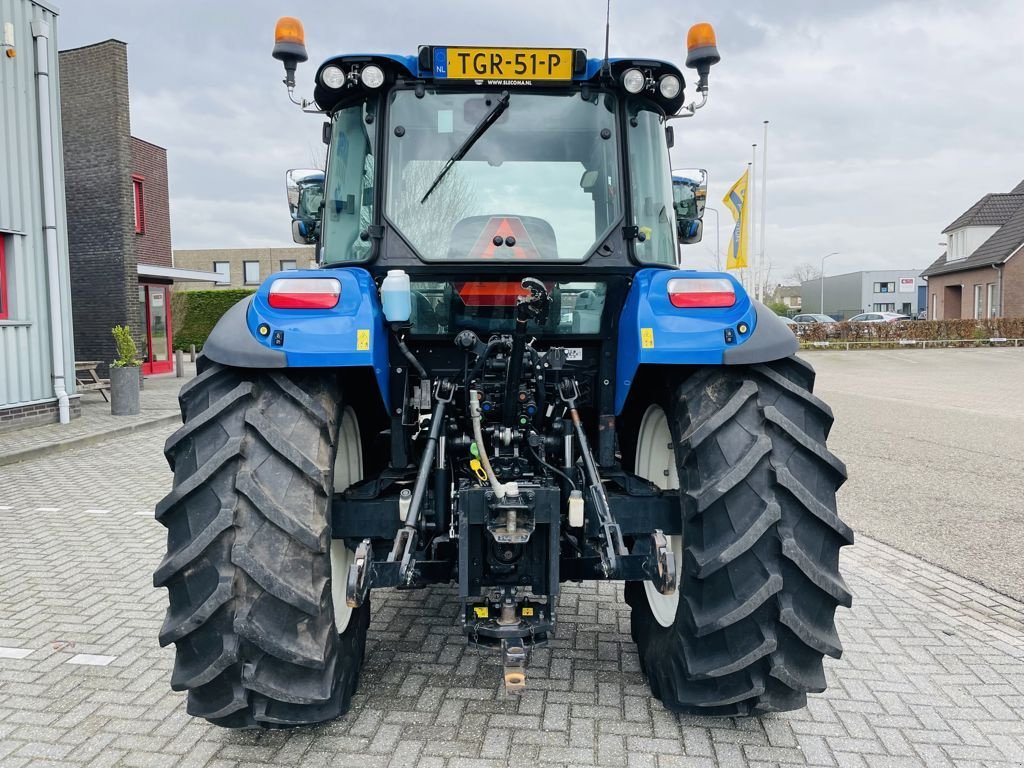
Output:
[280, 33, 719, 276]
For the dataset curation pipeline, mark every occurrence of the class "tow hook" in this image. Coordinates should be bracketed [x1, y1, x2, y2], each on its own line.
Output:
[501, 637, 528, 692]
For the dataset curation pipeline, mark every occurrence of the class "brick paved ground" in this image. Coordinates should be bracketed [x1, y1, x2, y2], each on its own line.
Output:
[1, 424, 1023, 767]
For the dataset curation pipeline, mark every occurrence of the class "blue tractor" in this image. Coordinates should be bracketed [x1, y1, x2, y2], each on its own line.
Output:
[155, 18, 851, 728]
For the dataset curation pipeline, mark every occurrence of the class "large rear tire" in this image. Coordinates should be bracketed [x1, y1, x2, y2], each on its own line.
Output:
[154, 360, 369, 728]
[623, 357, 852, 715]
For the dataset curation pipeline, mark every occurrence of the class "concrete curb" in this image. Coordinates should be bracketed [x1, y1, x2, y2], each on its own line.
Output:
[0, 413, 181, 467]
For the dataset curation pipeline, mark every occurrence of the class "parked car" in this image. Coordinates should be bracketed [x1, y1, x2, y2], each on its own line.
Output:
[778, 316, 796, 325]
[848, 312, 911, 323]
[790, 313, 838, 338]
[792, 313, 837, 325]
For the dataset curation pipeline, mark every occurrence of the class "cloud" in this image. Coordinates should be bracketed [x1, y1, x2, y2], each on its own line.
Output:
[56, 0, 1024, 278]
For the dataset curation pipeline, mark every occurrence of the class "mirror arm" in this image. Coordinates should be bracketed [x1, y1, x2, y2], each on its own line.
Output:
[669, 88, 708, 120]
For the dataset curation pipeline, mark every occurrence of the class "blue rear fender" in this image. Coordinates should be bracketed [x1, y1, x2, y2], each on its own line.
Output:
[202, 267, 390, 411]
[614, 269, 797, 414]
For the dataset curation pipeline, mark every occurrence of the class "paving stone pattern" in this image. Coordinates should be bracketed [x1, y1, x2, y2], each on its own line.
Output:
[0, 425, 1022, 767]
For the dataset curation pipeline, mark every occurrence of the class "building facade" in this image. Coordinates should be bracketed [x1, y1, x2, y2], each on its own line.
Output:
[799, 270, 926, 320]
[0, 0, 78, 431]
[173, 247, 316, 290]
[768, 284, 801, 313]
[58, 39, 216, 376]
[921, 180, 1024, 319]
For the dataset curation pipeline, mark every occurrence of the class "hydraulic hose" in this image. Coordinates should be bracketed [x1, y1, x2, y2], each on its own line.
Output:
[469, 389, 507, 500]
[395, 331, 428, 380]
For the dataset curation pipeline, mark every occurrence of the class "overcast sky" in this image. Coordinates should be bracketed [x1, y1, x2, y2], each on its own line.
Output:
[58, 1, 1024, 282]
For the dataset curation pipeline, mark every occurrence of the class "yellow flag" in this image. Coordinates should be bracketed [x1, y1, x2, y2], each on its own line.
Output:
[722, 169, 750, 270]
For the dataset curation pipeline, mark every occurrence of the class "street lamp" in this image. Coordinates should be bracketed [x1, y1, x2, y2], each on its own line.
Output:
[820, 251, 839, 315]
[704, 206, 721, 270]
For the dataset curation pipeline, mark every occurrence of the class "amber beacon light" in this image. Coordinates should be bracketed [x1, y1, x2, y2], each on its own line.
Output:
[272, 16, 308, 88]
[685, 22, 720, 91]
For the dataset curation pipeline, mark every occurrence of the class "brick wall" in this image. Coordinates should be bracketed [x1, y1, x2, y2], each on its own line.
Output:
[925, 265, 1006, 319]
[0, 397, 82, 433]
[1001, 247, 1024, 317]
[59, 40, 141, 371]
[130, 138, 172, 268]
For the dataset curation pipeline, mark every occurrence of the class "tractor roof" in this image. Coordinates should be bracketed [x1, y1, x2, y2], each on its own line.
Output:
[312, 49, 687, 114]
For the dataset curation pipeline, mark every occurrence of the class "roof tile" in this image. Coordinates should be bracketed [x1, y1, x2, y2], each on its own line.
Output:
[942, 193, 1024, 233]
[924, 204, 1024, 276]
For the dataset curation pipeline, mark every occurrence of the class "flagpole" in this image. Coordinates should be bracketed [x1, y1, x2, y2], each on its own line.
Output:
[750, 144, 757, 297]
[744, 161, 752, 291]
[759, 120, 769, 304]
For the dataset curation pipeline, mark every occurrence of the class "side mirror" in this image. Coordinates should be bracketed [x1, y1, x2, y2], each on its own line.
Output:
[672, 168, 707, 244]
[677, 218, 703, 245]
[291, 219, 315, 245]
[286, 168, 324, 244]
[579, 170, 599, 191]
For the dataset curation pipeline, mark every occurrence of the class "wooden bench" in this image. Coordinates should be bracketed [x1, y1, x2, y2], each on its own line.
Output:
[75, 360, 111, 402]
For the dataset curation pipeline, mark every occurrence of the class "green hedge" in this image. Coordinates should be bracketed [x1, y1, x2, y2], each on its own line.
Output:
[797, 317, 1024, 345]
[172, 289, 255, 351]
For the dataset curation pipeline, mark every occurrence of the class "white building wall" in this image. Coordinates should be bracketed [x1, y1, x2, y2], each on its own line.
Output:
[800, 269, 925, 319]
[0, 0, 75, 410]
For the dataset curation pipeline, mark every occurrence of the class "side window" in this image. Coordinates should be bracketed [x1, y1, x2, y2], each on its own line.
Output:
[132, 176, 146, 234]
[323, 101, 376, 263]
[627, 102, 676, 265]
[243, 261, 260, 285]
[213, 261, 230, 285]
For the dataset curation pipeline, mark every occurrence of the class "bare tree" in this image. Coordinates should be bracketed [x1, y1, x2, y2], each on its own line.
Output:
[390, 162, 477, 259]
[787, 262, 820, 285]
[754, 259, 776, 303]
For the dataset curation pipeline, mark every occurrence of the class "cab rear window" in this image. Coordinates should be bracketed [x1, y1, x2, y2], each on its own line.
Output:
[408, 280, 606, 335]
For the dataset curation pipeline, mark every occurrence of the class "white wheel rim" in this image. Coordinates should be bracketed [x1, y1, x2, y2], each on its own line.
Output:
[330, 406, 363, 632]
[634, 405, 683, 628]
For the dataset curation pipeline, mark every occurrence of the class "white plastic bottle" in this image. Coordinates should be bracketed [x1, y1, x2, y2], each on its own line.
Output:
[380, 269, 412, 323]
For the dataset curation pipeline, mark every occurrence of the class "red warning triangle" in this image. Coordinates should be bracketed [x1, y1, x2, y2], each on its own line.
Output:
[470, 217, 539, 259]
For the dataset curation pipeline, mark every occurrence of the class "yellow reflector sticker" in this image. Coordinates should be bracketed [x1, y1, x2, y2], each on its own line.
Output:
[473, 606, 489, 618]
[521, 606, 534, 617]
[641, 328, 655, 349]
[357, 329, 370, 351]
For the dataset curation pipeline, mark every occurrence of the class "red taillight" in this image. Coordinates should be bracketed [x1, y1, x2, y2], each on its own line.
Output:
[666, 277, 736, 308]
[268, 277, 341, 309]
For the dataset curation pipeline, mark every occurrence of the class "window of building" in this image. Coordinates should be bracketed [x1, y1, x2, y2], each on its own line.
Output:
[213, 261, 230, 285]
[931, 293, 937, 320]
[132, 175, 146, 234]
[280, 259, 298, 271]
[974, 284, 983, 319]
[873, 282, 895, 294]
[987, 283, 998, 318]
[873, 303, 895, 312]
[0, 236, 9, 321]
[243, 261, 260, 285]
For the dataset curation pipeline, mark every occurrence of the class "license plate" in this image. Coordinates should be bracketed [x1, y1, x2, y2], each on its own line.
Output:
[436, 47, 573, 82]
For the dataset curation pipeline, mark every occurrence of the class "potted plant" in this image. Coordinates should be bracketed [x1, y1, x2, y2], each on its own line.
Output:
[110, 324, 142, 416]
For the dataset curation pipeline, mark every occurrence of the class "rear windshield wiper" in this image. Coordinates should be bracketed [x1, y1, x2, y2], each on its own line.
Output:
[420, 91, 510, 205]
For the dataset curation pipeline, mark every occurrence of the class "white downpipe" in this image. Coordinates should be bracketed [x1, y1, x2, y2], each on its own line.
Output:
[32, 21, 69, 424]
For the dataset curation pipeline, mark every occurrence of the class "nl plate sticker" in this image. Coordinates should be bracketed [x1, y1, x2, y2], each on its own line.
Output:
[564, 347, 583, 361]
